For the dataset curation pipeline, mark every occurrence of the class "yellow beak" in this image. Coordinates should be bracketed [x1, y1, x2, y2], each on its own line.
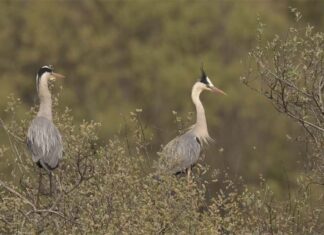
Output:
[51, 72, 65, 79]
[211, 86, 227, 95]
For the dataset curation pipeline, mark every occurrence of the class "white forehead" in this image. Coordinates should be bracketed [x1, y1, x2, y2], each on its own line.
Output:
[206, 77, 214, 87]
[42, 65, 52, 69]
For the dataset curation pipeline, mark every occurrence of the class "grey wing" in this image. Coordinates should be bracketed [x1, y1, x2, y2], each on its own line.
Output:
[27, 117, 63, 169]
[159, 132, 201, 174]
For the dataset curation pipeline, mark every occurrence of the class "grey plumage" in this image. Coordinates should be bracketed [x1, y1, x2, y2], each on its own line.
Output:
[158, 132, 201, 174]
[27, 116, 63, 171]
[26, 65, 65, 175]
[158, 67, 226, 175]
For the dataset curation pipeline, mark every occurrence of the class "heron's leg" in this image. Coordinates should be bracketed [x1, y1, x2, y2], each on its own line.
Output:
[36, 171, 43, 206]
[38, 171, 43, 192]
[49, 172, 53, 196]
[187, 167, 192, 185]
[49, 172, 57, 196]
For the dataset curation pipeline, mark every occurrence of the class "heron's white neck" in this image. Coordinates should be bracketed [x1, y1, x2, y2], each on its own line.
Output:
[190, 82, 212, 145]
[37, 77, 52, 121]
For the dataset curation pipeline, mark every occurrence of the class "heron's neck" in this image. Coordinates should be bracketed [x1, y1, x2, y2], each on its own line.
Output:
[37, 78, 52, 120]
[191, 83, 210, 144]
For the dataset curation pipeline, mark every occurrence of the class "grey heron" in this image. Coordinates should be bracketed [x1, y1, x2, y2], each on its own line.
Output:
[27, 65, 65, 195]
[158, 67, 226, 179]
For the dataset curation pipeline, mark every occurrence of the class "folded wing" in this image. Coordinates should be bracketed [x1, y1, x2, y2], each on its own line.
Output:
[27, 116, 63, 170]
[159, 132, 201, 174]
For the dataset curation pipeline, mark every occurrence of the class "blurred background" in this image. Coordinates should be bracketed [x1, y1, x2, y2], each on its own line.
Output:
[0, 0, 323, 195]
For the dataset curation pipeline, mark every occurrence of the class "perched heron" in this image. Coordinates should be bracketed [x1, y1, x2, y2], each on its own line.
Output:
[27, 65, 65, 194]
[158, 67, 226, 179]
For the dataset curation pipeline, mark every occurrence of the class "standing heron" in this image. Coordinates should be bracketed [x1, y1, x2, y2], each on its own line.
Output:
[27, 65, 65, 195]
[158, 67, 226, 179]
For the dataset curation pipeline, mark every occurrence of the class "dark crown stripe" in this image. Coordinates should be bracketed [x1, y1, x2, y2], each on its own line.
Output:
[37, 66, 53, 78]
[36, 65, 54, 91]
[200, 67, 208, 85]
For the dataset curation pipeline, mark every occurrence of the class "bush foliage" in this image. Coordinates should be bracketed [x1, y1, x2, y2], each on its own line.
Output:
[1, 67, 324, 234]
[0, 7, 323, 235]
[0, 0, 307, 190]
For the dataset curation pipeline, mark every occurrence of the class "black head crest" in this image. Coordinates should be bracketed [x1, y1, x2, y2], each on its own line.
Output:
[36, 65, 54, 92]
[37, 65, 54, 78]
[200, 66, 208, 85]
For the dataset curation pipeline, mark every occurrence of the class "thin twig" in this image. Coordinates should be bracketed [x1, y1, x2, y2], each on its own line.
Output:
[285, 111, 324, 133]
[258, 61, 313, 98]
[0, 118, 25, 143]
[0, 180, 36, 211]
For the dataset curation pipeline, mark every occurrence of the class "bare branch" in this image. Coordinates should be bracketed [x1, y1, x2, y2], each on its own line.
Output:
[258, 61, 313, 99]
[0, 118, 25, 143]
[0, 180, 36, 211]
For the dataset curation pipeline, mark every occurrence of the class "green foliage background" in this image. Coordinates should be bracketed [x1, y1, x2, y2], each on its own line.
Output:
[0, 0, 324, 233]
[0, 0, 323, 195]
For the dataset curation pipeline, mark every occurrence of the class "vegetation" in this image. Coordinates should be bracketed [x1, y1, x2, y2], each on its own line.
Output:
[245, 8, 324, 186]
[0, 0, 302, 187]
[0, 1, 323, 234]
[0, 91, 322, 233]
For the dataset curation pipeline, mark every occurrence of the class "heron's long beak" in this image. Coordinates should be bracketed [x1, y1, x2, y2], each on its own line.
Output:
[52, 72, 65, 79]
[211, 86, 227, 95]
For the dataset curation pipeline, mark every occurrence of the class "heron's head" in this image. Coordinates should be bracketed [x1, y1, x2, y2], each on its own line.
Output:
[198, 67, 226, 95]
[36, 65, 65, 91]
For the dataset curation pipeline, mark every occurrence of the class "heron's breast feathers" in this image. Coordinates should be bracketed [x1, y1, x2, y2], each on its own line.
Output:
[27, 117, 63, 161]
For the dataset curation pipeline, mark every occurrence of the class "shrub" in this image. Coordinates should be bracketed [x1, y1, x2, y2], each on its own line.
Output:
[1, 13, 323, 234]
